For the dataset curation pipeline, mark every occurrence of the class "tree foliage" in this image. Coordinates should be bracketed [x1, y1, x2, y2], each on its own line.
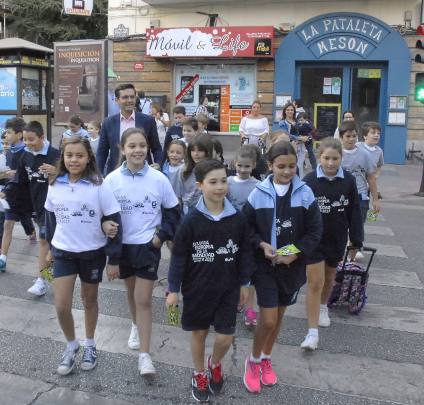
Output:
[6, 0, 108, 47]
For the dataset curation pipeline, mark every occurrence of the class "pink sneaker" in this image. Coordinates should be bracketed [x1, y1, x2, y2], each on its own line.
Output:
[243, 358, 261, 393]
[244, 308, 258, 327]
[260, 358, 277, 386]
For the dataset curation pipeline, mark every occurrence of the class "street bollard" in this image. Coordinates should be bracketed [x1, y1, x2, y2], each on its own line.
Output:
[414, 158, 424, 196]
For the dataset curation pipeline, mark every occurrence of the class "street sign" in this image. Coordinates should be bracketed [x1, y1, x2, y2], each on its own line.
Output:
[63, 0, 93, 17]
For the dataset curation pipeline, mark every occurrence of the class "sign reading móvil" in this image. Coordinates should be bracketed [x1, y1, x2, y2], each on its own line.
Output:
[146, 27, 274, 58]
[63, 0, 93, 16]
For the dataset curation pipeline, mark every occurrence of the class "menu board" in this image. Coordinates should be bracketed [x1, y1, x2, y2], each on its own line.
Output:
[314, 103, 341, 138]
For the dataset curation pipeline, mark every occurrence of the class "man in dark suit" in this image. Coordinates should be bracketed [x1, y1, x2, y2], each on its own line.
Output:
[97, 83, 162, 175]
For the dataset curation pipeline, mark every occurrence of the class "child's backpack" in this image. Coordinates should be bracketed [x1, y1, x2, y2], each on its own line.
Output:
[328, 247, 377, 315]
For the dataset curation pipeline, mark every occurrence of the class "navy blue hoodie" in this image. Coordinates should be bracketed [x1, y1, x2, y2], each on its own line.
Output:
[168, 197, 253, 297]
[243, 174, 322, 294]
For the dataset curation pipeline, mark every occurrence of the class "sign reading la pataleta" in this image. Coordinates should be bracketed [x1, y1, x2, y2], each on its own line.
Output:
[296, 15, 390, 58]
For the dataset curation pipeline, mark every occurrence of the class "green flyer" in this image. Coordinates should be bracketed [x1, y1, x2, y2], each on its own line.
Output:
[276, 244, 301, 256]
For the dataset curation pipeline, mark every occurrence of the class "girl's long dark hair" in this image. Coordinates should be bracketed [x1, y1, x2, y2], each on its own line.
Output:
[51, 136, 102, 185]
[182, 134, 213, 180]
[267, 140, 297, 164]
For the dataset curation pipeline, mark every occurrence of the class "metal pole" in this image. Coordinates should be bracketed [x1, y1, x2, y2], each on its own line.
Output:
[414, 158, 424, 196]
[3, 0, 6, 39]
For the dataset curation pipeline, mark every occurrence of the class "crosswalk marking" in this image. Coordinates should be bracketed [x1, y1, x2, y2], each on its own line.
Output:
[365, 243, 408, 258]
[0, 295, 422, 405]
[364, 225, 394, 236]
[369, 267, 424, 289]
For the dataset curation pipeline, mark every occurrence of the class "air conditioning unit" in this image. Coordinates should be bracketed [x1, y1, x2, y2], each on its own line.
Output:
[150, 19, 160, 28]
[121, 0, 133, 7]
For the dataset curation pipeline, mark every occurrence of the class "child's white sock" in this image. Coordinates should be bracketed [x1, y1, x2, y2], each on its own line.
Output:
[0, 254, 6, 262]
[308, 328, 319, 337]
[260, 352, 271, 360]
[249, 354, 261, 363]
[320, 304, 328, 310]
[66, 340, 80, 351]
[84, 338, 96, 347]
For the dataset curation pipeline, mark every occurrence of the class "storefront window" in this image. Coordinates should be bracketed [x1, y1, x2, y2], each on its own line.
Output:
[351, 68, 381, 130]
[175, 63, 256, 132]
[22, 68, 41, 111]
[300, 67, 343, 111]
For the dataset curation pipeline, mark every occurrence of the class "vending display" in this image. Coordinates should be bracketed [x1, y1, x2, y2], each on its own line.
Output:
[199, 85, 220, 131]
[175, 63, 256, 132]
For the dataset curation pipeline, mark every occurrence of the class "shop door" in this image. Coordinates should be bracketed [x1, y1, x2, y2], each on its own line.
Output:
[297, 64, 385, 140]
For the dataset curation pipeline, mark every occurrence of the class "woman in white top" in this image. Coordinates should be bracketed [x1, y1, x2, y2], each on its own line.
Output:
[334, 111, 355, 139]
[151, 104, 170, 148]
[239, 100, 269, 146]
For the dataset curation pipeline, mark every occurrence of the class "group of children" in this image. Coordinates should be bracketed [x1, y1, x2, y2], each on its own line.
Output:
[0, 108, 383, 403]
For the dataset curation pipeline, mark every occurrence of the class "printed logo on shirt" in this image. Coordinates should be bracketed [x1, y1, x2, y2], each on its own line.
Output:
[216, 239, 239, 262]
[316, 194, 349, 214]
[25, 166, 49, 183]
[116, 194, 158, 215]
[54, 202, 97, 224]
[192, 240, 215, 263]
[276, 218, 292, 236]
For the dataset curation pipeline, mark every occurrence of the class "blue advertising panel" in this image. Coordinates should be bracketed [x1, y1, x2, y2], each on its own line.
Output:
[0, 67, 18, 110]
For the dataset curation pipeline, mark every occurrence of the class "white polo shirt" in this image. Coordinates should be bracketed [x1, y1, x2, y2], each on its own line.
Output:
[44, 176, 121, 253]
[104, 163, 179, 244]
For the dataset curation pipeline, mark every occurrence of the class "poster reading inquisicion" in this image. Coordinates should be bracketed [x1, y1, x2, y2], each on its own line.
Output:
[54, 40, 106, 125]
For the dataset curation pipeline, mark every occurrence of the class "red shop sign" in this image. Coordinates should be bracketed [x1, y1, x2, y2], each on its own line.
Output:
[133, 62, 144, 71]
[146, 26, 274, 58]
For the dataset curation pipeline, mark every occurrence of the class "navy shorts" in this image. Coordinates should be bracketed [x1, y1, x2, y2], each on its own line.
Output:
[306, 249, 343, 268]
[182, 287, 239, 335]
[52, 247, 106, 284]
[119, 242, 161, 281]
[254, 270, 300, 308]
[34, 212, 46, 240]
[4, 210, 35, 235]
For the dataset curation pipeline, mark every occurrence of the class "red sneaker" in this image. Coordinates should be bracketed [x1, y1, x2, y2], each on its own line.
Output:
[207, 355, 224, 394]
[260, 358, 277, 386]
[191, 371, 210, 402]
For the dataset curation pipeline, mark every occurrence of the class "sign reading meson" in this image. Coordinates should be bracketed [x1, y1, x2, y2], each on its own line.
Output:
[146, 27, 274, 58]
[63, 0, 93, 16]
[297, 15, 390, 58]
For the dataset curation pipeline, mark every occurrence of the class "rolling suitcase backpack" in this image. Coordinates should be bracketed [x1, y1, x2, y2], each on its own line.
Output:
[327, 246, 377, 315]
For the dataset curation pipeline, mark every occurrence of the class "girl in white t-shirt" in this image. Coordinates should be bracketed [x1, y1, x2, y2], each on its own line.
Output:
[104, 127, 180, 376]
[87, 120, 101, 155]
[239, 100, 269, 146]
[44, 136, 122, 376]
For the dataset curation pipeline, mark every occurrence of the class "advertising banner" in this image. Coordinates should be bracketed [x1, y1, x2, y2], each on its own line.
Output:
[147, 26, 274, 58]
[54, 40, 106, 124]
[0, 68, 17, 111]
[63, 0, 93, 16]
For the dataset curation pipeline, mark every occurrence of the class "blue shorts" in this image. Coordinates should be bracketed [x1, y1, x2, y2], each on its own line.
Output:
[254, 270, 300, 308]
[306, 249, 343, 268]
[119, 242, 161, 281]
[4, 210, 35, 235]
[182, 287, 239, 335]
[52, 247, 106, 284]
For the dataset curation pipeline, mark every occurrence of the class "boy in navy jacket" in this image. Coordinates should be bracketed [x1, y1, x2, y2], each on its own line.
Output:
[15, 121, 60, 296]
[166, 159, 252, 403]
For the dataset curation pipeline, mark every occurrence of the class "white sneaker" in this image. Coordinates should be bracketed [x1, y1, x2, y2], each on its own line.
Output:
[318, 306, 331, 327]
[138, 353, 156, 375]
[128, 324, 140, 350]
[27, 278, 47, 296]
[300, 333, 319, 350]
[355, 251, 365, 261]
